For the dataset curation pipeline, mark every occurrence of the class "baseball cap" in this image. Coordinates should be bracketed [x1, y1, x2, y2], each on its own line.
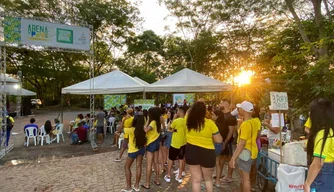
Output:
[236, 101, 254, 113]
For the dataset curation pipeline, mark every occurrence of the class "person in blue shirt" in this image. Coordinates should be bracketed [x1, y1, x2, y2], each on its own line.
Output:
[24, 118, 38, 146]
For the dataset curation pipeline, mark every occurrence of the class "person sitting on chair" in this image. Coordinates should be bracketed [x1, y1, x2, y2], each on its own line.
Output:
[24, 118, 38, 146]
[69, 122, 87, 144]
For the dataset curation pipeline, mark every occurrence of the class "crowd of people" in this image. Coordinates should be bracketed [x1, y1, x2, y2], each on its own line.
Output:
[98, 99, 261, 192]
[16, 96, 334, 192]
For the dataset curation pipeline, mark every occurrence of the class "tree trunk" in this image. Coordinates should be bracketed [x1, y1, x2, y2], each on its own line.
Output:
[285, 0, 319, 57]
[312, 0, 328, 57]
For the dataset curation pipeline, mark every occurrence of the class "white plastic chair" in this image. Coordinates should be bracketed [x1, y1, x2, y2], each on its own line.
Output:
[118, 132, 124, 149]
[52, 124, 65, 143]
[25, 127, 37, 147]
[39, 125, 51, 146]
[106, 120, 115, 134]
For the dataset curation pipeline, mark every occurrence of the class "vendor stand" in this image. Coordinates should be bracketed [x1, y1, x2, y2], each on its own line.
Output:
[256, 92, 307, 192]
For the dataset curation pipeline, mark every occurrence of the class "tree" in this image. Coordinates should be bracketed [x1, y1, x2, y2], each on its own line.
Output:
[0, 0, 140, 103]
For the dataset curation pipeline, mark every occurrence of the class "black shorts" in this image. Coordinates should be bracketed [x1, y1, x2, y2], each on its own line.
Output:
[185, 143, 215, 168]
[169, 145, 186, 161]
[96, 126, 104, 134]
[221, 142, 233, 156]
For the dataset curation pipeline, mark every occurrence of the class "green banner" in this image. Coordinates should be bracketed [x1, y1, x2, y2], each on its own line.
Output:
[4, 17, 21, 43]
[104, 95, 126, 109]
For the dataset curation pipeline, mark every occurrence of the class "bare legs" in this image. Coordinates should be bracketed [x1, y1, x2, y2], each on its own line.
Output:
[189, 165, 214, 192]
[123, 155, 143, 190]
[215, 156, 222, 185]
[124, 157, 135, 190]
[144, 151, 160, 187]
[239, 169, 251, 192]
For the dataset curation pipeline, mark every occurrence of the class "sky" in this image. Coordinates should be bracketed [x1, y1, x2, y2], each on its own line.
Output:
[137, 0, 176, 36]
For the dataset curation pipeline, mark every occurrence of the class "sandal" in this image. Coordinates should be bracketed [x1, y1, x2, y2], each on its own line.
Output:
[213, 183, 221, 188]
[141, 184, 150, 190]
[132, 185, 140, 192]
[120, 189, 132, 192]
[154, 181, 161, 186]
[222, 178, 233, 183]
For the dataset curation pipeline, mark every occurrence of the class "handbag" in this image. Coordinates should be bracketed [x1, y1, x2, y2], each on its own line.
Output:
[238, 121, 253, 161]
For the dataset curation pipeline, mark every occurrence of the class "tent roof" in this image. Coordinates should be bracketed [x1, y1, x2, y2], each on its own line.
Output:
[1, 85, 36, 96]
[0, 73, 19, 83]
[133, 77, 150, 86]
[62, 70, 146, 95]
[146, 68, 231, 93]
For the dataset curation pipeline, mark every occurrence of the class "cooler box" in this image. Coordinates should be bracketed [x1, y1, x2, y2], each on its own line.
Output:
[283, 142, 307, 166]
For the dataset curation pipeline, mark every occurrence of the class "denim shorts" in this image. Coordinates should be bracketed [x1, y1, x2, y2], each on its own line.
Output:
[128, 148, 145, 159]
[146, 137, 160, 153]
[311, 163, 334, 191]
[237, 158, 254, 173]
[214, 143, 222, 156]
[164, 132, 172, 148]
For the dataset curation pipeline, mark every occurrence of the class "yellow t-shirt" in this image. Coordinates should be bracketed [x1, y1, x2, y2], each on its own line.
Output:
[253, 117, 262, 131]
[313, 129, 334, 162]
[238, 119, 259, 159]
[123, 116, 134, 139]
[124, 127, 138, 153]
[186, 118, 219, 150]
[146, 120, 160, 145]
[171, 117, 187, 149]
[305, 118, 312, 129]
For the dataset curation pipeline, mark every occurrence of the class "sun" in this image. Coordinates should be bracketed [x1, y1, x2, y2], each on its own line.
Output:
[234, 70, 253, 86]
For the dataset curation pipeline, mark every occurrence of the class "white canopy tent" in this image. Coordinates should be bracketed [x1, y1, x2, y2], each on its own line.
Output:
[146, 68, 231, 92]
[62, 70, 146, 95]
[0, 73, 19, 83]
[133, 77, 150, 86]
[1, 85, 36, 96]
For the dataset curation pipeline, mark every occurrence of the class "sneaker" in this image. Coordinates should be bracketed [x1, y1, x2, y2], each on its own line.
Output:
[175, 171, 186, 177]
[175, 177, 183, 183]
[113, 158, 122, 162]
[164, 175, 171, 183]
[173, 169, 179, 174]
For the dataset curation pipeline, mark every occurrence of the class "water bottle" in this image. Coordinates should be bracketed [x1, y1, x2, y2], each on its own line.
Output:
[310, 188, 316, 192]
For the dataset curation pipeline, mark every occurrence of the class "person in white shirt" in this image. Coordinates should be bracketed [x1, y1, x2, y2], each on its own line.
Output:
[262, 108, 281, 148]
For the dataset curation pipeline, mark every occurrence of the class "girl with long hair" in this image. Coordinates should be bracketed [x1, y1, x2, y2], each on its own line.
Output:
[44, 120, 52, 135]
[186, 102, 223, 192]
[142, 107, 161, 189]
[304, 98, 334, 192]
[121, 114, 147, 192]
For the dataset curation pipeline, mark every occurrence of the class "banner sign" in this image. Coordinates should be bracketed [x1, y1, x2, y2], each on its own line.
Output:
[134, 99, 155, 110]
[173, 94, 195, 106]
[270, 92, 288, 110]
[4, 17, 91, 51]
[104, 95, 126, 109]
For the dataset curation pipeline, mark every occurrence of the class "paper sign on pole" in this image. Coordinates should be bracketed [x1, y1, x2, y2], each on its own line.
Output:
[270, 92, 289, 110]
[4, 17, 91, 51]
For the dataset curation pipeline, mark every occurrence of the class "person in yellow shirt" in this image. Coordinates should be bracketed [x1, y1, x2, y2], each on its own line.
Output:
[164, 106, 188, 183]
[114, 109, 134, 162]
[229, 101, 258, 192]
[304, 117, 312, 134]
[142, 107, 161, 189]
[186, 102, 223, 192]
[304, 98, 334, 192]
[122, 114, 147, 192]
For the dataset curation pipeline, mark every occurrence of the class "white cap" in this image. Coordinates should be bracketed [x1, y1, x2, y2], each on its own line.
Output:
[231, 108, 238, 116]
[236, 101, 254, 113]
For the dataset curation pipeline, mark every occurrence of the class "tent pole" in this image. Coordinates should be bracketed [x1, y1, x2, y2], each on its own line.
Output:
[143, 91, 146, 99]
[60, 94, 64, 123]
